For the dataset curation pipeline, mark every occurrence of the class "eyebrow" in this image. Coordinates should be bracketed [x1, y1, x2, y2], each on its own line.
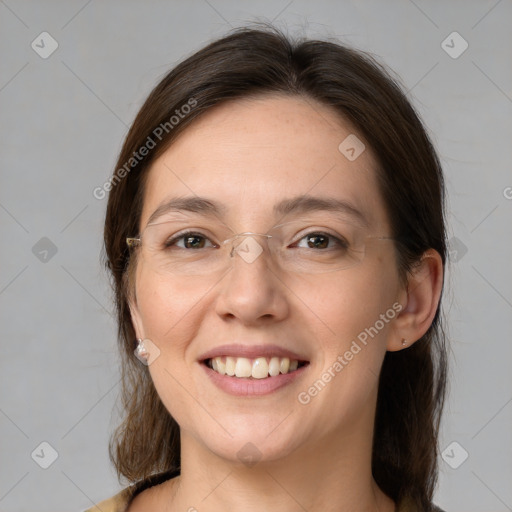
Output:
[146, 194, 369, 228]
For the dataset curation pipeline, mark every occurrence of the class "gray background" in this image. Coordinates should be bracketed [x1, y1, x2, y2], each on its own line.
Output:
[1, 1, 511, 511]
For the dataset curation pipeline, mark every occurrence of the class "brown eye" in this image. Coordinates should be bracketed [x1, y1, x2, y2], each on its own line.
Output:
[165, 232, 215, 250]
[295, 232, 349, 250]
[183, 235, 207, 249]
[305, 233, 329, 249]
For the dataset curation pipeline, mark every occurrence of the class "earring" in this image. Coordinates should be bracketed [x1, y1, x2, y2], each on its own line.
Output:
[135, 338, 149, 360]
[401, 338, 408, 346]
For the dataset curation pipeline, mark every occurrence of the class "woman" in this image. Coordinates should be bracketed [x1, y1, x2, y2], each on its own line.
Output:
[89, 25, 448, 512]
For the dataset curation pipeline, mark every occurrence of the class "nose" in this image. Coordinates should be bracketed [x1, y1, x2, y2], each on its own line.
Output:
[215, 234, 289, 325]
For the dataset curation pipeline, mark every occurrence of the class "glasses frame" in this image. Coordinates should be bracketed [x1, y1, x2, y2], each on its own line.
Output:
[126, 220, 396, 274]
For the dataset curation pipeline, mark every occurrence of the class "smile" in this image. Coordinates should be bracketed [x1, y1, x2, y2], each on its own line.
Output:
[205, 356, 309, 379]
[198, 344, 311, 396]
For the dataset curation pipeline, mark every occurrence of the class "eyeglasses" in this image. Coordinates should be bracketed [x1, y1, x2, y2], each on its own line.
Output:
[126, 218, 394, 276]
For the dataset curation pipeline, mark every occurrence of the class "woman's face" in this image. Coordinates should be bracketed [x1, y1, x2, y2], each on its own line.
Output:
[129, 95, 404, 464]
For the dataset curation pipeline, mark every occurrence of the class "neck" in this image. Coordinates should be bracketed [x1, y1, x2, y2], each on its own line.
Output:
[162, 398, 395, 512]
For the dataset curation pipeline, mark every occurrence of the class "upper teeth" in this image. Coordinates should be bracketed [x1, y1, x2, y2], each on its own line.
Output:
[210, 356, 300, 379]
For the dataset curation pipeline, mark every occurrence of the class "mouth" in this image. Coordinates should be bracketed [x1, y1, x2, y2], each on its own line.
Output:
[203, 356, 309, 379]
[198, 344, 310, 396]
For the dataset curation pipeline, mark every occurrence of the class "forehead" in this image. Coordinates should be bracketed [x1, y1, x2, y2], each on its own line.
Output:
[140, 95, 390, 232]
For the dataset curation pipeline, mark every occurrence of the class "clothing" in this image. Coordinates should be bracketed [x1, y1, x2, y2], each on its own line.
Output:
[83, 470, 445, 512]
[83, 486, 133, 512]
[83, 469, 178, 512]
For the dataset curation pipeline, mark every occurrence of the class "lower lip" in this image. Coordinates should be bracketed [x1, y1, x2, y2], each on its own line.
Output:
[201, 362, 309, 396]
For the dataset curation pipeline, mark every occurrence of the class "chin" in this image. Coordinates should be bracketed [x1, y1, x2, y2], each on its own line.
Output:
[195, 416, 307, 467]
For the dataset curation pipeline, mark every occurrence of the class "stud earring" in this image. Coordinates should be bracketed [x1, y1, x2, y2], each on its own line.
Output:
[135, 338, 149, 360]
[401, 338, 408, 346]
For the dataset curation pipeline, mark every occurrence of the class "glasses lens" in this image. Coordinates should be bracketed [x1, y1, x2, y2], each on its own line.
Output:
[141, 221, 228, 276]
[265, 220, 366, 274]
[137, 218, 373, 276]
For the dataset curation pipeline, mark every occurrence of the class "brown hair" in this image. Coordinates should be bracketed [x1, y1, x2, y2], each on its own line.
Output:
[103, 24, 448, 509]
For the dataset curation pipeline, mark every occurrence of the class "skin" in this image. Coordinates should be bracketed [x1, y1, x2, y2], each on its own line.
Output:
[127, 95, 443, 511]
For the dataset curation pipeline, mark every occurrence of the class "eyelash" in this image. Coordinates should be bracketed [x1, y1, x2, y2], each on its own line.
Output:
[164, 230, 349, 250]
[164, 231, 217, 249]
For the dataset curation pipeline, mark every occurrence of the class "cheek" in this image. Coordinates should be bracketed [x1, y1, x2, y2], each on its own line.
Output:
[300, 259, 398, 403]
[135, 267, 206, 346]
[305, 258, 398, 347]
[135, 269, 207, 428]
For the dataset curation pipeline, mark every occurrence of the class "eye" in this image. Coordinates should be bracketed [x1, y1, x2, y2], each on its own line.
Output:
[294, 231, 349, 250]
[164, 231, 217, 250]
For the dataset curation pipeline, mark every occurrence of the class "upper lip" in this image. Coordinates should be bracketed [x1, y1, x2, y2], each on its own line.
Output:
[198, 344, 309, 362]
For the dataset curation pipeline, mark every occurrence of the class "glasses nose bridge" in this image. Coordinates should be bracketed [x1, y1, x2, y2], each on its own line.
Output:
[222, 231, 274, 259]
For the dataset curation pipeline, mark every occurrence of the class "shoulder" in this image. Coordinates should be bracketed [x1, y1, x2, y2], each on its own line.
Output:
[82, 469, 180, 512]
[82, 486, 134, 512]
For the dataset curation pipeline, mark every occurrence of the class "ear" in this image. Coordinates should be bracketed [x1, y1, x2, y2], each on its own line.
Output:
[128, 295, 146, 341]
[387, 249, 444, 351]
